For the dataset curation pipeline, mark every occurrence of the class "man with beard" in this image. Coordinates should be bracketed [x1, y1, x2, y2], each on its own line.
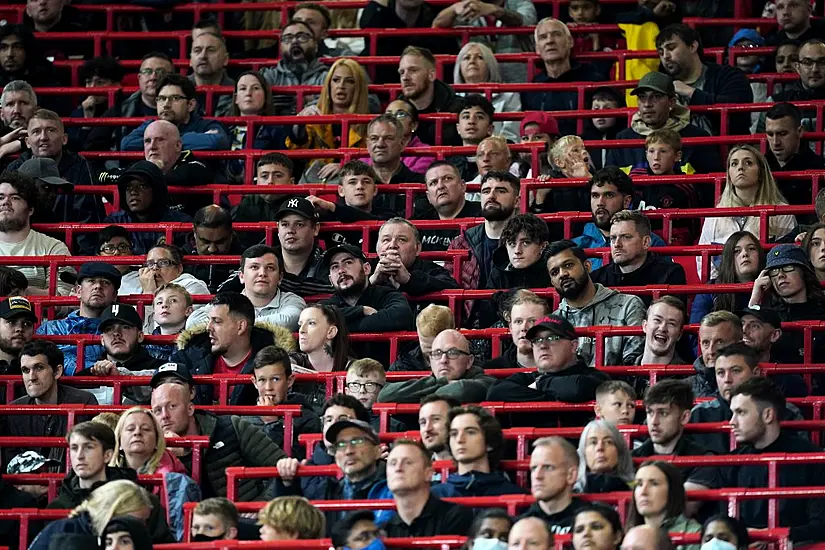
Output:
[0, 171, 73, 295]
[321, 242, 414, 362]
[546, 240, 645, 367]
[121, 74, 229, 153]
[78, 304, 165, 405]
[186, 205, 245, 293]
[415, 162, 482, 251]
[0, 296, 35, 383]
[573, 167, 665, 270]
[418, 394, 458, 461]
[0, 81, 36, 167]
[0, 25, 66, 115]
[37, 262, 121, 375]
[260, 20, 330, 115]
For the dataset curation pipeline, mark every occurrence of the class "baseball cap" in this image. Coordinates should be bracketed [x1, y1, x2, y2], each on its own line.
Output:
[526, 315, 578, 341]
[150, 362, 194, 388]
[765, 244, 814, 272]
[17, 158, 74, 188]
[6, 451, 60, 474]
[630, 72, 676, 97]
[520, 112, 560, 138]
[729, 29, 765, 48]
[323, 242, 367, 267]
[118, 160, 165, 188]
[0, 296, 37, 323]
[325, 418, 380, 446]
[99, 304, 142, 332]
[274, 196, 318, 222]
[77, 262, 122, 289]
[736, 305, 781, 328]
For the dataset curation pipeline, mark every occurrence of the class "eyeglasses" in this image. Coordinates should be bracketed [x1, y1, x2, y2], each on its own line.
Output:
[333, 437, 370, 451]
[386, 110, 411, 119]
[346, 381, 384, 393]
[797, 58, 825, 69]
[429, 348, 471, 360]
[281, 32, 313, 44]
[100, 243, 132, 254]
[531, 335, 563, 346]
[156, 94, 188, 104]
[138, 68, 170, 77]
[767, 265, 797, 278]
[144, 260, 179, 269]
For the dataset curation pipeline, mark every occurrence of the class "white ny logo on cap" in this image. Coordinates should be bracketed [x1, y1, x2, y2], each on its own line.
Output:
[287, 198, 300, 208]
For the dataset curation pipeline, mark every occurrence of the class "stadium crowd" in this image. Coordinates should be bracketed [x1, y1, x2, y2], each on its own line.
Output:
[0, 0, 824, 548]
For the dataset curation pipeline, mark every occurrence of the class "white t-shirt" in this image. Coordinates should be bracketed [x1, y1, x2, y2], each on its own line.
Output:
[0, 230, 74, 295]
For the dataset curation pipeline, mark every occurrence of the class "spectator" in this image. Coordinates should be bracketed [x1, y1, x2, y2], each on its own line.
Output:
[0, 296, 35, 378]
[453, 43, 521, 142]
[96, 226, 139, 296]
[119, 244, 209, 298]
[521, 18, 602, 136]
[573, 168, 666, 271]
[365, 114, 426, 215]
[639, 296, 687, 366]
[656, 23, 754, 136]
[590, 210, 686, 305]
[728, 30, 768, 134]
[486, 315, 609, 406]
[191, 498, 239, 542]
[289, 59, 370, 185]
[532, 136, 592, 217]
[121, 74, 230, 153]
[546, 241, 646, 367]
[171, 292, 296, 406]
[594, 381, 636, 426]
[186, 205, 246, 294]
[699, 516, 750, 550]
[688, 311, 743, 398]
[764, 103, 825, 205]
[738, 306, 806, 395]
[605, 72, 721, 177]
[621, 525, 674, 550]
[571, 504, 623, 550]
[85, 52, 174, 152]
[259, 20, 329, 115]
[36, 262, 120, 374]
[383, 440, 474, 537]
[274, 197, 335, 297]
[379, 330, 494, 403]
[519, 437, 585, 535]
[766, 0, 823, 45]
[258, 496, 326, 540]
[698, 145, 797, 280]
[721, 377, 825, 543]
[187, 245, 305, 330]
[690, 342, 803, 453]
[331, 510, 384, 550]
[583, 88, 626, 171]
[109, 407, 186, 475]
[381, 98, 432, 173]
[150, 371, 287, 500]
[398, 46, 465, 146]
[146, 283, 193, 360]
[509, 517, 554, 550]
[103, 162, 193, 254]
[465, 509, 513, 550]
[390, 304, 455, 372]
[446, 95, 496, 182]
[574, 420, 634, 494]
[803, 222, 825, 281]
[419, 394, 459, 461]
[623, 128, 695, 178]
[487, 213, 551, 291]
[483, 289, 550, 370]
[232, 153, 296, 247]
[189, 32, 234, 117]
[0, 339, 96, 469]
[69, 57, 125, 150]
[292, 3, 355, 58]
[511, 111, 559, 179]
[0, 25, 64, 114]
[22, 0, 91, 58]
[345, 358, 405, 432]
[773, 39, 800, 80]
[228, 73, 282, 184]
[415, 162, 482, 251]
[0, 81, 36, 167]
[306, 393, 371, 471]
[0, 267, 27, 297]
[471, 136, 513, 187]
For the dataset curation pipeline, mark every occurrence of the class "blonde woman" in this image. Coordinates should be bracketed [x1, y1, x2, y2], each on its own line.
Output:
[110, 407, 186, 476]
[31, 480, 173, 550]
[289, 58, 371, 183]
[258, 496, 326, 540]
[698, 145, 797, 279]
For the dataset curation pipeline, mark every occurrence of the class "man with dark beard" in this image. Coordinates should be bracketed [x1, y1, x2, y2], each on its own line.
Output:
[0, 296, 35, 377]
[259, 20, 329, 115]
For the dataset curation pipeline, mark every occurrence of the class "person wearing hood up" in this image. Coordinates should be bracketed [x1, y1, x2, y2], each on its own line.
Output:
[100, 516, 154, 550]
[728, 29, 768, 133]
[606, 72, 721, 182]
[103, 161, 192, 254]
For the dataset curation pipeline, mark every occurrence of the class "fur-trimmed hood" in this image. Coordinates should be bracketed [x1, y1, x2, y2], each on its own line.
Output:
[176, 319, 296, 352]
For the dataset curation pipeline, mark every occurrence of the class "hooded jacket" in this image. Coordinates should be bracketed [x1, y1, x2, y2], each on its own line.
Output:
[487, 245, 551, 290]
[573, 223, 667, 270]
[171, 320, 297, 406]
[388, 343, 429, 372]
[486, 359, 609, 405]
[590, 253, 686, 306]
[121, 113, 230, 152]
[378, 365, 496, 404]
[260, 59, 330, 115]
[444, 470, 527, 497]
[101, 517, 153, 550]
[400, 80, 465, 146]
[554, 284, 646, 367]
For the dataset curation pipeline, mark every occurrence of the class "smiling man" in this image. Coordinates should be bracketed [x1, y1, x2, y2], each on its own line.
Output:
[639, 296, 687, 366]
[418, 394, 459, 461]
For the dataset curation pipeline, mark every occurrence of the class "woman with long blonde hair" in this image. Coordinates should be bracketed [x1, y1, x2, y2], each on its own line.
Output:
[697, 144, 796, 279]
[110, 407, 186, 475]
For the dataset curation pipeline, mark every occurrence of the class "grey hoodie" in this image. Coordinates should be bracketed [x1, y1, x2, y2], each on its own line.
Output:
[259, 60, 329, 114]
[554, 284, 646, 367]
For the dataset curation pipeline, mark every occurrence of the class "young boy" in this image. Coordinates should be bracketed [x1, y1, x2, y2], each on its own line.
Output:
[583, 87, 626, 169]
[233, 152, 296, 247]
[146, 283, 193, 360]
[345, 358, 405, 432]
[50, 422, 117, 508]
[594, 380, 637, 425]
[191, 497, 239, 542]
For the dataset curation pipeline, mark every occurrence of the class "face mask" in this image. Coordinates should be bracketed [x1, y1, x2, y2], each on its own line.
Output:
[192, 533, 226, 542]
[472, 537, 508, 550]
[700, 539, 737, 550]
[346, 538, 387, 550]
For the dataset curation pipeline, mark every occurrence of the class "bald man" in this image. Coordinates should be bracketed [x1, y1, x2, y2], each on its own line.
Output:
[621, 525, 674, 550]
[378, 329, 495, 403]
[509, 518, 553, 550]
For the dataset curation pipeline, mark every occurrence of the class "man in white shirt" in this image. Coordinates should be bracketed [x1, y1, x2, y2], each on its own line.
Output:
[0, 171, 73, 295]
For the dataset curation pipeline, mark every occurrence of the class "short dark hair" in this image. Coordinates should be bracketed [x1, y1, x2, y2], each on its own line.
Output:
[157, 74, 197, 101]
[765, 102, 802, 126]
[209, 291, 255, 326]
[574, 504, 623, 540]
[656, 23, 701, 52]
[193, 205, 232, 230]
[500, 214, 550, 246]
[67, 421, 116, 452]
[253, 345, 292, 376]
[98, 225, 132, 250]
[0, 25, 36, 58]
[0, 267, 28, 296]
[340, 160, 379, 182]
[330, 511, 374, 549]
[193, 18, 222, 34]
[596, 380, 636, 400]
[425, 160, 461, 181]
[258, 153, 294, 174]
[241, 244, 282, 272]
[141, 51, 173, 64]
[480, 170, 520, 194]
[0, 171, 37, 209]
[80, 56, 125, 84]
[468, 510, 513, 541]
[546, 239, 588, 263]
[21, 340, 64, 372]
[294, 3, 332, 29]
[701, 516, 750, 548]
[419, 394, 460, 408]
[590, 166, 633, 196]
[447, 405, 505, 470]
[148, 243, 184, 266]
[729, 376, 786, 417]
[644, 380, 694, 412]
[322, 393, 371, 424]
[716, 342, 759, 371]
[283, 19, 315, 37]
[460, 94, 494, 122]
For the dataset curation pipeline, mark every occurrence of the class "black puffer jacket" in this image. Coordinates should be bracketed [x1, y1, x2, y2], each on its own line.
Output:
[487, 246, 551, 290]
[400, 80, 464, 146]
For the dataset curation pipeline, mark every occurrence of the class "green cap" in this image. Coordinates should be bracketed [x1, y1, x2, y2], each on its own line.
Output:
[630, 72, 675, 97]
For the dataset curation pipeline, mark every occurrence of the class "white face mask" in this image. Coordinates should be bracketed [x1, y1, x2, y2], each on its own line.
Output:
[700, 539, 737, 550]
[472, 537, 508, 550]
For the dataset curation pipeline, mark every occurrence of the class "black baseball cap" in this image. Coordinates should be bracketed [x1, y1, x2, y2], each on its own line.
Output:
[325, 418, 380, 446]
[274, 196, 318, 221]
[526, 315, 578, 341]
[0, 296, 37, 323]
[736, 306, 782, 328]
[99, 304, 142, 332]
[323, 242, 367, 267]
[118, 160, 165, 188]
[77, 262, 122, 289]
[150, 362, 194, 388]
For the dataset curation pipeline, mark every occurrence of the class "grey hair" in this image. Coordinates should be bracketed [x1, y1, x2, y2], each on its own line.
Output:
[380, 217, 421, 244]
[454, 42, 502, 84]
[368, 113, 403, 139]
[1, 80, 37, 109]
[534, 17, 572, 45]
[574, 419, 634, 492]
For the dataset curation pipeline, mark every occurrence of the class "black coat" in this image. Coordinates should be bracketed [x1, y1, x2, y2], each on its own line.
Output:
[591, 253, 686, 306]
[521, 63, 604, 136]
[400, 80, 465, 147]
[383, 494, 475, 538]
[682, 63, 753, 137]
